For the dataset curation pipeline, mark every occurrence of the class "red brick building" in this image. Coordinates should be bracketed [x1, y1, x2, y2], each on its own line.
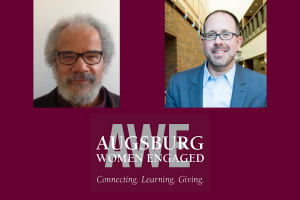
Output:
[165, 0, 208, 90]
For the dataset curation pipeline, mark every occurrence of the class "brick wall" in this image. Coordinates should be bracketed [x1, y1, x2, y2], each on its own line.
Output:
[165, 0, 207, 90]
[165, 33, 177, 90]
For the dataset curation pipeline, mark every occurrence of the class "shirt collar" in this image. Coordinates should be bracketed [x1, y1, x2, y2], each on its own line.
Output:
[203, 61, 211, 87]
[226, 62, 236, 88]
[203, 60, 236, 88]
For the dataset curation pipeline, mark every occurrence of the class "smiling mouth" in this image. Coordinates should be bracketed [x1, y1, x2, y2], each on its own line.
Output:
[213, 50, 227, 54]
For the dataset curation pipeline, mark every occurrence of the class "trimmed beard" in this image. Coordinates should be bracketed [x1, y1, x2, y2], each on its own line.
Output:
[53, 69, 102, 106]
[204, 45, 235, 69]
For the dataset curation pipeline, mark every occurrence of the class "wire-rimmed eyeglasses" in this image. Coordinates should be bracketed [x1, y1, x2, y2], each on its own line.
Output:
[202, 32, 238, 41]
[55, 51, 104, 65]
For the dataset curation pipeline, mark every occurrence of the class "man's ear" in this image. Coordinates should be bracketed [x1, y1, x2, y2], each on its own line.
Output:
[103, 59, 107, 67]
[236, 36, 243, 50]
[201, 36, 205, 47]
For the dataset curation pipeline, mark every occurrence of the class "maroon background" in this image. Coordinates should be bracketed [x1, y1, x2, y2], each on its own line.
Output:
[90, 114, 210, 192]
[2, 0, 297, 200]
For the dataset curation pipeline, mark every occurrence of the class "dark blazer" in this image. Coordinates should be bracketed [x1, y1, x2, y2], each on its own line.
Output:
[165, 62, 266, 108]
[34, 87, 120, 108]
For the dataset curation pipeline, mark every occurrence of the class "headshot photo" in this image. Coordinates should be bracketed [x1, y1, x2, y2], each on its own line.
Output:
[165, 0, 267, 108]
[34, 0, 120, 108]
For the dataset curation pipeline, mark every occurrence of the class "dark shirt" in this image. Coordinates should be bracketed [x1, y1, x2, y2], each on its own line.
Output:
[34, 86, 119, 108]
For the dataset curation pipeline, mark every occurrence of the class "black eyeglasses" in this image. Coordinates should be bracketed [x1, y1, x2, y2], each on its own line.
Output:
[202, 32, 238, 41]
[56, 51, 104, 65]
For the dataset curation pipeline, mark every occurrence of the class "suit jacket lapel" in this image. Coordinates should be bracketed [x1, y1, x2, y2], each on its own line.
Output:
[230, 63, 248, 107]
[189, 64, 205, 107]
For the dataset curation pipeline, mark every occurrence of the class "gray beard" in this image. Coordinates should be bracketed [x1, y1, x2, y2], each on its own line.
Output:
[53, 70, 102, 106]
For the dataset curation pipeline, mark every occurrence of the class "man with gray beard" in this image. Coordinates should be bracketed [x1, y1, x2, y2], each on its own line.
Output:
[34, 14, 119, 108]
[165, 10, 266, 108]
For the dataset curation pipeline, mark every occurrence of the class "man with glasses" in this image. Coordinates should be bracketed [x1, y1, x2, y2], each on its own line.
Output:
[34, 14, 119, 108]
[165, 10, 266, 108]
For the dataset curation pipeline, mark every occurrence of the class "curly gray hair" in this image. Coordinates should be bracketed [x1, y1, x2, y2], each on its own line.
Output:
[44, 13, 115, 70]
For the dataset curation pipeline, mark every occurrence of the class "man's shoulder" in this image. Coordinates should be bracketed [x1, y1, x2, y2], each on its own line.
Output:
[103, 87, 120, 108]
[34, 88, 58, 107]
[239, 65, 266, 82]
[171, 65, 203, 85]
[173, 66, 202, 78]
[34, 95, 46, 107]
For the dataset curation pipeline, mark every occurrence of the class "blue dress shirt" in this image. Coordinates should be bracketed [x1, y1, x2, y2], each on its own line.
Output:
[203, 62, 236, 107]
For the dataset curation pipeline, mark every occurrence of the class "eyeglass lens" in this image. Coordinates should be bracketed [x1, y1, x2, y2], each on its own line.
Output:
[59, 52, 101, 65]
[204, 33, 233, 40]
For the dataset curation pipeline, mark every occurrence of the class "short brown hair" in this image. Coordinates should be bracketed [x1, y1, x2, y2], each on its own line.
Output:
[203, 10, 240, 36]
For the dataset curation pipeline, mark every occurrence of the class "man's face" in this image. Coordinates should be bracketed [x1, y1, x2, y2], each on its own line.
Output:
[55, 25, 104, 106]
[201, 12, 242, 69]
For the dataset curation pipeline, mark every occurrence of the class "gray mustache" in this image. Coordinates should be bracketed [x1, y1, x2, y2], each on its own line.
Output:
[66, 73, 96, 83]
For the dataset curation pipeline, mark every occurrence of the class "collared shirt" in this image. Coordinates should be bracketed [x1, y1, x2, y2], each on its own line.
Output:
[57, 87, 107, 108]
[203, 61, 236, 107]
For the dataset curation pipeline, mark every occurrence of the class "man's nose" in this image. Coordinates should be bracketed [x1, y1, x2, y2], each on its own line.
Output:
[213, 34, 224, 45]
[72, 56, 89, 73]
